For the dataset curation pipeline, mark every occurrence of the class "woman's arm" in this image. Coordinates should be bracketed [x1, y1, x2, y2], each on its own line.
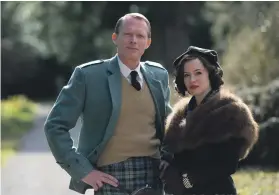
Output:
[178, 138, 245, 185]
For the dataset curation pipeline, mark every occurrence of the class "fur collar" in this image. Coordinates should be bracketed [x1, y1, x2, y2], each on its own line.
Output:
[164, 89, 259, 159]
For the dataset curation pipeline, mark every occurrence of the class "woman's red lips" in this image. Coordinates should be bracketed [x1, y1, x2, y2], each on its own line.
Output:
[190, 85, 199, 89]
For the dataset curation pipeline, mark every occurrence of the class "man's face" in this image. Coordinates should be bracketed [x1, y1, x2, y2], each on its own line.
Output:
[112, 17, 151, 62]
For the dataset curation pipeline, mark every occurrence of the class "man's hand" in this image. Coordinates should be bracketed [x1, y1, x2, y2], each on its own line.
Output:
[82, 170, 119, 191]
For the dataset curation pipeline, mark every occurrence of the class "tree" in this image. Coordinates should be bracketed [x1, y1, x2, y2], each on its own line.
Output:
[204, 2, 279, 87]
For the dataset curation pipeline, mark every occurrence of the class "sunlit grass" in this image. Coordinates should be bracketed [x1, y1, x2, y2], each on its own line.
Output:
[233, 168, 279, 195]
[1, 95, 37, 166]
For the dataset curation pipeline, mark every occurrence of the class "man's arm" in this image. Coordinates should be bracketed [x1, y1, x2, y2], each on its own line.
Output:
[44, 67, 94, 181]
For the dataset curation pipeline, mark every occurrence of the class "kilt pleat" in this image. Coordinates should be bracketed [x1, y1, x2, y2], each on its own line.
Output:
[95, 157, 163, 195]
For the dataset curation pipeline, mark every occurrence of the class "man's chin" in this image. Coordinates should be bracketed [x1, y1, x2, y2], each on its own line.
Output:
[126, 54, 141, 61]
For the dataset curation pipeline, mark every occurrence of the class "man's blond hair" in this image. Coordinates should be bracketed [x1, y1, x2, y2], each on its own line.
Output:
[114, 13, 151, 38]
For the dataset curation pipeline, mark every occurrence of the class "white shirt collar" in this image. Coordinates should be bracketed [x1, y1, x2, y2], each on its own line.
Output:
[117, 55, 143, 87]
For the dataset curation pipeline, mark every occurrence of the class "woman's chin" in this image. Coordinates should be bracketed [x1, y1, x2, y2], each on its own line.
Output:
[188, 89, 199, 96]
[189, 90, 205, 97]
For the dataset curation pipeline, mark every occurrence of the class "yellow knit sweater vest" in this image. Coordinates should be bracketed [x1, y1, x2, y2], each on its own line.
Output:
[97, 76, 160, 166]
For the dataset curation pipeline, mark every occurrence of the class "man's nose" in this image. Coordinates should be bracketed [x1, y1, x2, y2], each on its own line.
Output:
[130, 35, 137, 44]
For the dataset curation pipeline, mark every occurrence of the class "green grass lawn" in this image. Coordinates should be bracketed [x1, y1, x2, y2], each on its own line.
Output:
[233, 168, 279, 195]
[1, 95, 37, 166]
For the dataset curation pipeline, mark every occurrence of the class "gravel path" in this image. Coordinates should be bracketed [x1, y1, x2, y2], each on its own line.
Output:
[2, 103, 94, 195]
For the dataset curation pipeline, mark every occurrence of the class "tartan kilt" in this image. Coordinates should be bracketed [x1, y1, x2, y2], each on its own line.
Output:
[94, 156, 163, 195]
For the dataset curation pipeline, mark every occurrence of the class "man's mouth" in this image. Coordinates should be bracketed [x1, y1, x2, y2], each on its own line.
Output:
[127, 47, 138, 50]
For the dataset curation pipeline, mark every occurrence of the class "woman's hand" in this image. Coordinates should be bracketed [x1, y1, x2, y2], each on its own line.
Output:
[159, 162, 185, 195]
[159, 160, 170, 179]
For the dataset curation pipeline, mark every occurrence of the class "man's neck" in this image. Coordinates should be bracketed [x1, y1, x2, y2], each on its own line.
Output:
[118, 54, 140, 70]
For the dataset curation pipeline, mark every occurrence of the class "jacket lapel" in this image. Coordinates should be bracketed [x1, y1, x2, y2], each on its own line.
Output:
[141, 63, 165, 140]
[102, 56, 122, 142]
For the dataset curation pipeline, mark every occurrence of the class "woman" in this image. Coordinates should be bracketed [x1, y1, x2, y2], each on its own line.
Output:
[160, 46, 259, 195]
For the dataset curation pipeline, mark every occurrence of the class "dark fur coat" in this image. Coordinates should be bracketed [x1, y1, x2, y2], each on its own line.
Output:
[164, 89, 259, 160]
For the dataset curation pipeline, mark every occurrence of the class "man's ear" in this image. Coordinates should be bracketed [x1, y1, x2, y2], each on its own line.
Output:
[112, 33, 118, 45]
[146, 38, 151, 49]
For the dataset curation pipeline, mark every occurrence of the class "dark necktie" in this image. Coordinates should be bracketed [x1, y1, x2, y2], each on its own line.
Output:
[130, 71, 141, 91]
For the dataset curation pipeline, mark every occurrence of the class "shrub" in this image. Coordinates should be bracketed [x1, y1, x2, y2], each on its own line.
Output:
[241, 117, 279, 168]
[1, 95, 36, 139]
[238, 79, 279, 122]
[238, 79, 279, 168]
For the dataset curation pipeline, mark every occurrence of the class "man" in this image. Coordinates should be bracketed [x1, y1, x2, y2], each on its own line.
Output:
[44, 13, 172, 195]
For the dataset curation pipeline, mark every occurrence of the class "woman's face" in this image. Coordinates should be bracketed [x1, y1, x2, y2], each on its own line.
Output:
[183, 58, 211, 96]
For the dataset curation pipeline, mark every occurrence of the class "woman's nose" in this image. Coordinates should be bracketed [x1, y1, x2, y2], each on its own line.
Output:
[190, 75, 197, 82]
